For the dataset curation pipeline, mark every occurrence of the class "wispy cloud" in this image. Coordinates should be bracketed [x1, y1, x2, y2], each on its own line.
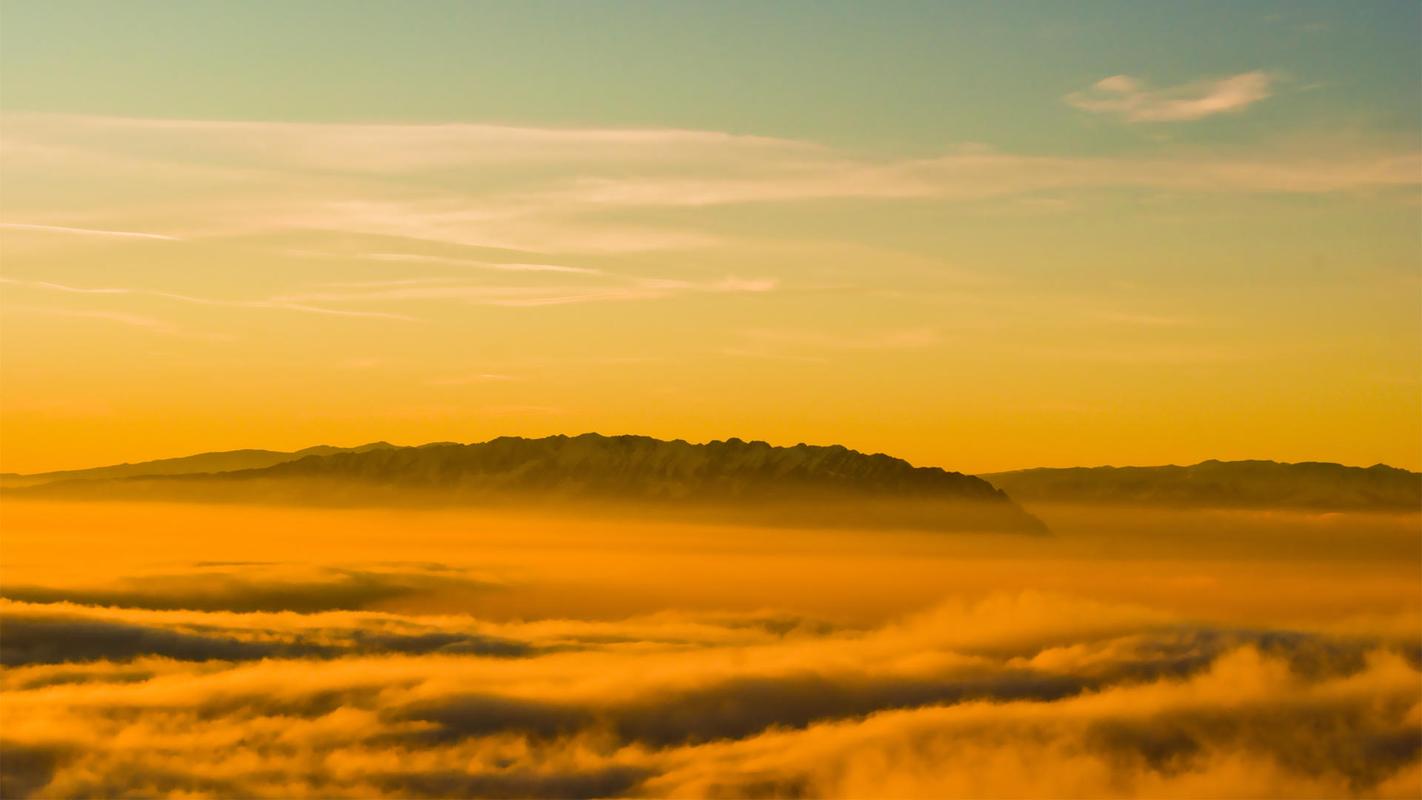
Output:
[6, 306, 186, 335]
[1065, 71, 1276, 122]
[5, 113, 1413, 245]
[0, 277, 415, 321]
[524, 148, 1419, 212]
[355, 252, 602, 275]
[0, 222, 182, 241]
[7, 112, 816, 174]
[3, 269, 778, 327]
[275, 275, 778, 309]
[284, 198, 722, 253]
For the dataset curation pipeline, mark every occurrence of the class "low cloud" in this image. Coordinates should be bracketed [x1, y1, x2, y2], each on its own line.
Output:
[0, 504, 1417, 798]
[1, 564, 503, 614]
[1, 578, 1417, 798]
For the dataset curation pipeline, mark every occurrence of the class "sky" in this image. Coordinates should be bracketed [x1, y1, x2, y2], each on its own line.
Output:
[0, 0, 1419, 474]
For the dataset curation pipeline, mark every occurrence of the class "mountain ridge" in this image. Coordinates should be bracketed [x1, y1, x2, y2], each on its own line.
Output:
[0, 442, 397, 488]
[6, 433, 1046, 534]
[7, 438, 1416, 516]
[983, 459, 1421, 511]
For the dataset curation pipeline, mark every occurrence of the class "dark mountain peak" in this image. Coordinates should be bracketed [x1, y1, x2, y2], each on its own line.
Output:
[246, 433, 1008, 507]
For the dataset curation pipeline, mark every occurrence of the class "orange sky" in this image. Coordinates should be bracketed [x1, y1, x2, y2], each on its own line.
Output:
[1, 4, 1418, 475]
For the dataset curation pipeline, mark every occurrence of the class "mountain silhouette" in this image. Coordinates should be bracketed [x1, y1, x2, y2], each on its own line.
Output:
[9, 434, 1046, 534]
[0, 442, 396, 489]
[982, 459, 1422, 511]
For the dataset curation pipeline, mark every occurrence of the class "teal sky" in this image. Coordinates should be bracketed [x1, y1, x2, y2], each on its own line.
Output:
[3, 1, 1418, 152]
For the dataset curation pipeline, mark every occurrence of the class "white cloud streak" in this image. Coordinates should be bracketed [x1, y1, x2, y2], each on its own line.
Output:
[273, 275, 778, 309]
[358, 252, 602, 275]
[0, 111, 1416, 261]
[0, 277, 415, 321]
[1066, 71, 1276, 122]
[0, 222, 182, 241]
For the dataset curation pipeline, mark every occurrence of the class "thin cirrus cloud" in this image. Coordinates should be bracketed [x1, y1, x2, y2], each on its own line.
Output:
[2, 111, 817, 174]
[1065, 71, 1277, 122]
[357, 252, 603, 275]
[274, 275, 779, 309]
[5, 111, 1416, 210]
[525, 147, 1420, 210]
[0, 277, 415, 322]
[240, 143, 1422, 256]
[0, 269, 779, 331]
[0, 222, 182, 241]
[0, 111, 1418, 263]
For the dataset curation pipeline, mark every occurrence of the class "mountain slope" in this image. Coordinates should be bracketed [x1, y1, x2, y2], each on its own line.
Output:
[14, 434, 1046, 534]
[982, 460, 1422, 511]
[0, 442, 396, 489]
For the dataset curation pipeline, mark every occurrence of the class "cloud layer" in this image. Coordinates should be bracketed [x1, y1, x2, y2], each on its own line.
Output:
[1, 543, 1418, 798]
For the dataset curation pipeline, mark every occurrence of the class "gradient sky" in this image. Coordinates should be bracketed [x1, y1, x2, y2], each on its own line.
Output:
[1, 0, 1419, 474]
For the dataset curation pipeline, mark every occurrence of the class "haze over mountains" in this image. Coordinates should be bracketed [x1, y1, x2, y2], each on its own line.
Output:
[0, 442, 396, 489]
[5, 435, 1417, 526]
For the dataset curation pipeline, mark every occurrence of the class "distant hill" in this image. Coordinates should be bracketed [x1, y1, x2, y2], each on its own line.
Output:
[9, 434, 1046, 534]
[0, 442, 396, 489]
[982, 460, 1422, 511]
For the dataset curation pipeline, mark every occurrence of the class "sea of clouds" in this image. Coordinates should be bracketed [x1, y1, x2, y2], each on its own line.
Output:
[2, 556, 1418, 799]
